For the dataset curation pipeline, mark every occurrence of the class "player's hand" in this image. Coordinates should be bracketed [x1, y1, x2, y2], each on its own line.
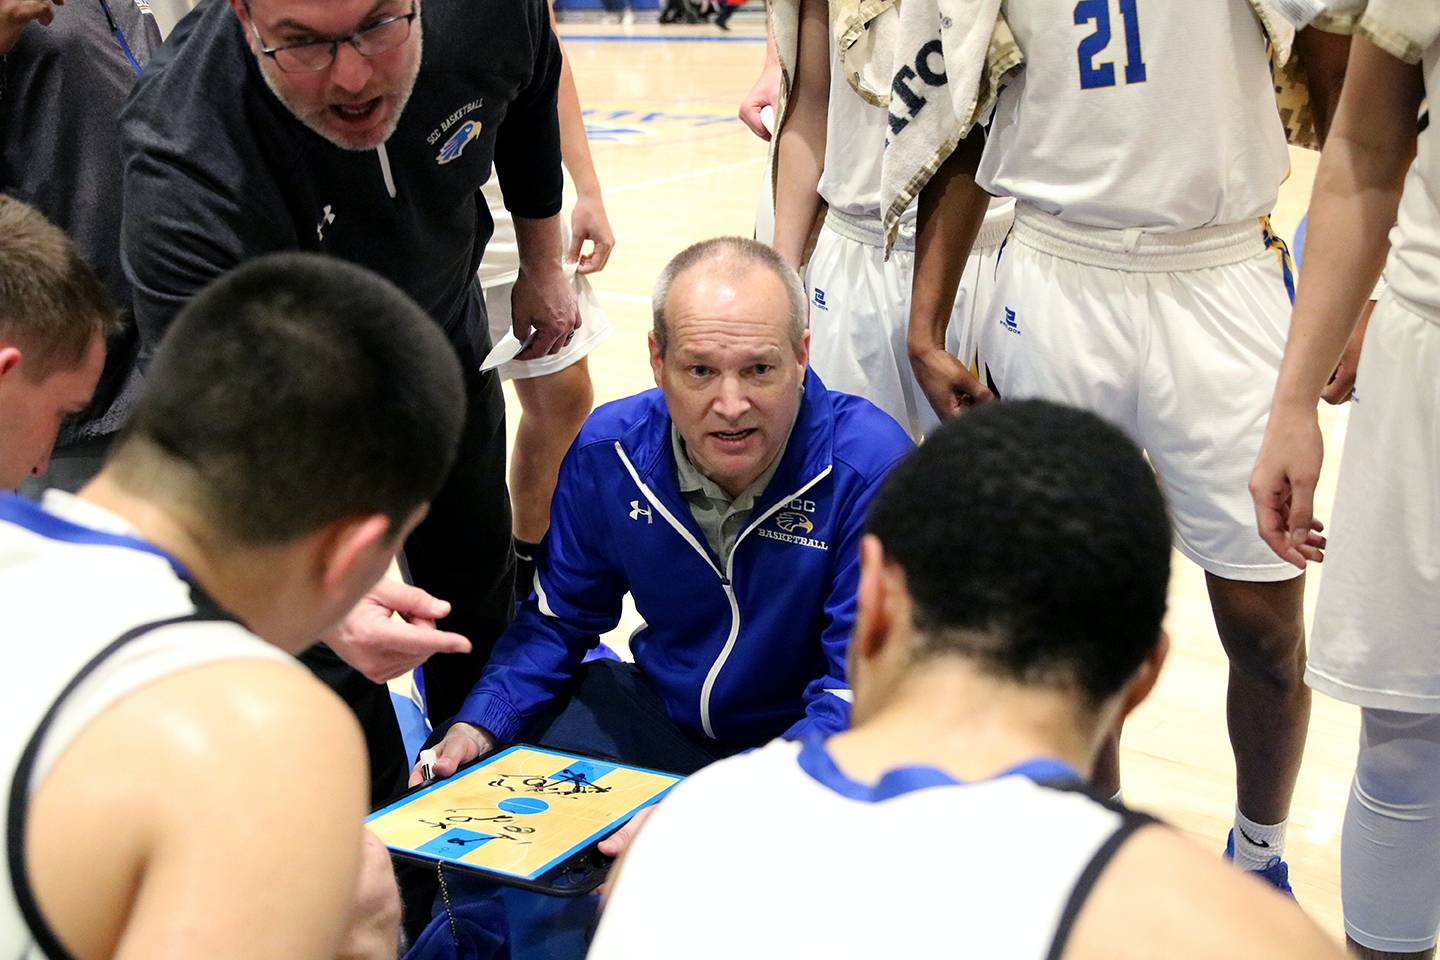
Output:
[512, 262, 581, 360]
[1321, 300, 1373, 405]
[909, 344, 995, 419]
[738, 58, 781, 141]
[323, 578, 471, 684]
[568, 192, 615, 275]
[597, 806, 651, 859]
[0, 0, 60, 55]
[596, 806, 654, 904]
[1249, 403, 1328, 568]
[408, 722, 494, 786]
[335, 830, 402, 960]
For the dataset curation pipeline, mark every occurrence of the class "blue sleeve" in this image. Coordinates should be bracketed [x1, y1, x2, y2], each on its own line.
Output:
[454, 441, 629, 741]
[780, 443, 913, 742]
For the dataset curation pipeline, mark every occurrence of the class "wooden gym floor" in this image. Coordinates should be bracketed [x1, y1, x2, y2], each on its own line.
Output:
[509, 18, 1355, 940]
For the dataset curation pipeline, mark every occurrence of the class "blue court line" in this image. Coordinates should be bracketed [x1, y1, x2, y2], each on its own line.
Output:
[559, 33, 765, 41]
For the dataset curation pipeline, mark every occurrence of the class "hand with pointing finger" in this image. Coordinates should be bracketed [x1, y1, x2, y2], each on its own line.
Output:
[324, 578, 471, 684]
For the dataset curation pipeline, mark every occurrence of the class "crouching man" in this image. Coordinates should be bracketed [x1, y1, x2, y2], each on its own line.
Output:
[422, 237, 914, 780]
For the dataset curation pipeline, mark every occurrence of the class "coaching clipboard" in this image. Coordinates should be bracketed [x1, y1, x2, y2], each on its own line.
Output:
[366, 745, 683, 896]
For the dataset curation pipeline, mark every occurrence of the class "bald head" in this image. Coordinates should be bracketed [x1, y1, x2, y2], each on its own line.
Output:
[651, 237, 805, 358]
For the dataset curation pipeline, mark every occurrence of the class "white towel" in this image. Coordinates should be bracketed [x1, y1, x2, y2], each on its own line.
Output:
[873, 0, 1016, 250]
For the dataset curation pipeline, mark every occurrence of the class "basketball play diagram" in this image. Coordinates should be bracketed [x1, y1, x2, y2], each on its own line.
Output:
[367, 746, 683, 882]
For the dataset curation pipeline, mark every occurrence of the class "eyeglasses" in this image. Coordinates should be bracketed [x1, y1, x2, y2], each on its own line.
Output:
[247, 1, 417, 74]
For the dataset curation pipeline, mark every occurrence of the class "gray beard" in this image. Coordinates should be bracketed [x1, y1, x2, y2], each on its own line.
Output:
[259, 19, 423, 153]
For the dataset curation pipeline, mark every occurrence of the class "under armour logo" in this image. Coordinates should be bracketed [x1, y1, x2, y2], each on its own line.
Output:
[316, 204, 336, 241]
[629, 500, 652, 523]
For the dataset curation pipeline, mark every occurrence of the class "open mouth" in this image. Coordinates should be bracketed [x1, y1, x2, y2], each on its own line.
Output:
[711, 428, 756, 443]
[330, 98, 382, 126]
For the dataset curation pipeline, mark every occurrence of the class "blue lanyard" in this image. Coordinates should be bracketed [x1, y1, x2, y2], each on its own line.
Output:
[97, 0, 143, 76]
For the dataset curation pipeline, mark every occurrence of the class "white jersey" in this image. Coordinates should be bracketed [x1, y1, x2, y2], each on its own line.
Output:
[817, 39, 913, 226]
[816, 40, 1016, 236]
[979, 0, 1291, 232]
[0, 491, 295, 959]
[590, 738, 1151, 960]
[1380, 8, 1440, 317]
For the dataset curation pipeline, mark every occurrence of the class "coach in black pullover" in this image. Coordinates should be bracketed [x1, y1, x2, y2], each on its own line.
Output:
[120, 0, 577, 799]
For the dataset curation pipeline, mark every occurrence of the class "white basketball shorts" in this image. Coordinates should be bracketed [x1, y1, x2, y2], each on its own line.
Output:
[805, 204, 1012, 440]
[482, 211, 613, 382]
[1307, 291, 1440, 709]
[977, 202, 1299, 582]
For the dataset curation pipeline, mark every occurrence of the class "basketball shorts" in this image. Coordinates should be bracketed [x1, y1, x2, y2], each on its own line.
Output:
[977, 202, 1299, 582]
[1307, 291, 1440, 709]
[481, 201, 614, 382]
[805, 204, 1012, 440]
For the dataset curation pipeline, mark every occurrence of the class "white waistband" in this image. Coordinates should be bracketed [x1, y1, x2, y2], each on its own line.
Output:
[826, 207, 914, 251]
[1390, 287, 1440, 328]
[1009, 202, 1271, 272]
[825, 205, 1012, 253]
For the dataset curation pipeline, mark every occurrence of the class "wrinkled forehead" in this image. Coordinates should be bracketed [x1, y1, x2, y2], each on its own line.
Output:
[664, 264, 797, 352]
[244, 0, 398, 31]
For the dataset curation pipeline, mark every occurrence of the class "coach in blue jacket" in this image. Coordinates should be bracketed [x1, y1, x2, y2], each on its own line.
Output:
[421, 237, 914, 778]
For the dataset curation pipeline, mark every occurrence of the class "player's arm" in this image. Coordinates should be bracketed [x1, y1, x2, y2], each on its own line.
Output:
[738, 12, 781, 140]
[547, 1, 614, 274]
[1293, 25, 1352, 147]
[496, 4, 579, 360]
[1291, 22, 1374, 407]
[1062, 825, 1345, 960]
[27, 659, 391, 960]
[907, 132, 993, 419]
[1250, 36, 1423, 567]
[771, 0, 828, 268]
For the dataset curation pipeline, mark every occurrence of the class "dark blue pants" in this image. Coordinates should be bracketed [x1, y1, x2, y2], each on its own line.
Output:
[520, 659, 741, 775]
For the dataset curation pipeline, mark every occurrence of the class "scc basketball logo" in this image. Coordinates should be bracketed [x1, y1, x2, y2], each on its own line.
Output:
[774, 511, 814, 535]
[437, 120, 483, 165]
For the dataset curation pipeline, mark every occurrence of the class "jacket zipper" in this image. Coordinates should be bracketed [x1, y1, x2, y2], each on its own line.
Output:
[616, 442, 834, 741]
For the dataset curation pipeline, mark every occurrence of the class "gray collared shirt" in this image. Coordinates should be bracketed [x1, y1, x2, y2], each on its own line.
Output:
[671, 426, 790, 570]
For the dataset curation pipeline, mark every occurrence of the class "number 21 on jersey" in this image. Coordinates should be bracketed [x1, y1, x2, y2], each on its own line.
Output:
[1074, 0, 1146, 89]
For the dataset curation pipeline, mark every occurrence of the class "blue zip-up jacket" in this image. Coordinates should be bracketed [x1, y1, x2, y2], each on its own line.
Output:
[457, 369, 914, 748]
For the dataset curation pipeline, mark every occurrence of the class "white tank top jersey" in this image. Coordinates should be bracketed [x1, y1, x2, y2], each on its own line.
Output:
[1377, 6, 1440, 317]
[817, 41, 1014, 241]
[589, 738, 1152, 960]
[0, 491, 295, 960]
[818, 40, 918, 227]
[979, 0, 1291, 232]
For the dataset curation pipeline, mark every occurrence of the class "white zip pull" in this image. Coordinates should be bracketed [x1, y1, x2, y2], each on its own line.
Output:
[376, 143, 397, 199]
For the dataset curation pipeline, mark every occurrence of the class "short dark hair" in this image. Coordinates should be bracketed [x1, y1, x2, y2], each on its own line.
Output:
[110, 253, 465, 545]
[651, 237, 805, 356]
[867, 400, 1171, 707]
[0, 196, 120, 379]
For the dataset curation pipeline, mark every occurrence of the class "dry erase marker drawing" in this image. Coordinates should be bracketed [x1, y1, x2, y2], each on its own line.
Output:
[367, 746, 682, 883]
